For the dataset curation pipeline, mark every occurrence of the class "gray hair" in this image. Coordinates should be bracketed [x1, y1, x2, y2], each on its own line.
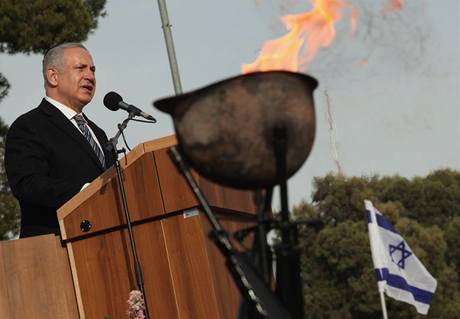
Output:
[42, 43, 88, 83]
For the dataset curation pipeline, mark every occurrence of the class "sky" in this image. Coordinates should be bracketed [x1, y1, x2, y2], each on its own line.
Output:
[0, 0, 459, 208]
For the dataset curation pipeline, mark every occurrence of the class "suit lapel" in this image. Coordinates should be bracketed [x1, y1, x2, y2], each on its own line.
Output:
[38, 99, 105, 171]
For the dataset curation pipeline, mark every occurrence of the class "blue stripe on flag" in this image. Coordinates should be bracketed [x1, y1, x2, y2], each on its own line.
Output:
[375, 269, 385, 281]
[375, 268, 434, 304]
[367, 211, 397, 234]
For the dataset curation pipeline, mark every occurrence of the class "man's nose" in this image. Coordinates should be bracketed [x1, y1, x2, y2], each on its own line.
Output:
[85, 70, 95, 83]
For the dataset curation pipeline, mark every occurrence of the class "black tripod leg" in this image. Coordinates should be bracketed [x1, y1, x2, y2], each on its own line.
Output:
[237, 187, 274, 319]
[273, 127, 304, 319]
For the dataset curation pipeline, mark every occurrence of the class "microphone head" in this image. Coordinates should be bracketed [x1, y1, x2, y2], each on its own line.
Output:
[103, 91, 123, 111]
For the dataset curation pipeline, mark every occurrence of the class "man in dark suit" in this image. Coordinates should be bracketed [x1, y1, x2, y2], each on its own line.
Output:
[5, 43, 114, 238]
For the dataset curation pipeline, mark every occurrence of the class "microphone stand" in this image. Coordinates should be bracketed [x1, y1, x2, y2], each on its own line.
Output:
[106, 113, 150, 319]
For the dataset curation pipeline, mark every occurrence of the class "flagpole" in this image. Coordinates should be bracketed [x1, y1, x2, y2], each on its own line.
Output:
[156, 0, 183, 95]
[379, 288, 389, 319]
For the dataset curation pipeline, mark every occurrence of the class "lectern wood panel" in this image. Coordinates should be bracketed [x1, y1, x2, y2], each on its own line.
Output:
[154, 148, 197, 213]
[161, 212, 221, 319]
[68, 219, 179, 319]
[198, 175, 258, 214]
[131, 220, 180, 319]
[154, 148, 258, 215]
[200, 216, 254, 319]
[69, 231, 136, 318]
[61, 152, 164, 240]
[0, 235, 78, 319]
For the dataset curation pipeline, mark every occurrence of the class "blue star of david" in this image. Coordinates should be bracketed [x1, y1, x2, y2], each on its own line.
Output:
[389, 241, 412, 269]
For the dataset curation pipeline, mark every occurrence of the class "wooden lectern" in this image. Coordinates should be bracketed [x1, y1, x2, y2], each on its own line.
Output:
[63, 135, 257, 318]
[0, 135, 257, 318]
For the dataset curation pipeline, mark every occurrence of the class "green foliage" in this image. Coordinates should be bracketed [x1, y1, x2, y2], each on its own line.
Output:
[295, 170, 460, 318]
[0, 0, 107, 54]
[0, 73, 9, 102]
[1, 118, 11, 193]
[0, 193, 19, 239]
[0, 118, 19, 239]
[445, 216, 460, 271]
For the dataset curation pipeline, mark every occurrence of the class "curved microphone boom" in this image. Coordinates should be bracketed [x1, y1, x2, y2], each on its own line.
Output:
[104, 91, 157, 122]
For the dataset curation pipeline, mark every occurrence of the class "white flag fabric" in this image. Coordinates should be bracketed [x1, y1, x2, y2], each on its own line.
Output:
[365, 200, 437, 315]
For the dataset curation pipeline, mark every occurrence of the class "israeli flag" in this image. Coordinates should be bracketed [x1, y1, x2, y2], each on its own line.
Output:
[365, 200, 437, 315]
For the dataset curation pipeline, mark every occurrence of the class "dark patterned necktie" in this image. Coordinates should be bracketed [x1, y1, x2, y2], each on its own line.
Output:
[74, 114, 106, 168]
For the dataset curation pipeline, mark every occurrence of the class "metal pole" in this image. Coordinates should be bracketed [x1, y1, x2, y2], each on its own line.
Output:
[379, 290, 389, 319]
[156, 0, 183, 95]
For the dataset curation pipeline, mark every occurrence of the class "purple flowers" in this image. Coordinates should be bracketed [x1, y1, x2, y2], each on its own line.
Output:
[127, 290, 145, 319]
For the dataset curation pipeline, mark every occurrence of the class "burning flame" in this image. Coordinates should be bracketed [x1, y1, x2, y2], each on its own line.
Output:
[386, 0, 403, 12]
[242, 0, 357, 73]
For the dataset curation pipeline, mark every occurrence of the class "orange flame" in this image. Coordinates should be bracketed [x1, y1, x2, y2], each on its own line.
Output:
[242, 0, 357, 73]
[386, 0, 403, 12]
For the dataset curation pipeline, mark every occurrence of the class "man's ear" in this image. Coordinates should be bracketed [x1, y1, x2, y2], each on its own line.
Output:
[46, 68, 59, 87]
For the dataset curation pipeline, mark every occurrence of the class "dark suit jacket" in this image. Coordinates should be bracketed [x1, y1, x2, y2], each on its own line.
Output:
[5, 99, 114, 238]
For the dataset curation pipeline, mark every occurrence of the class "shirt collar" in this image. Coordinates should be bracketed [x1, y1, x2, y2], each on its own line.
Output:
[45, 96, 83, 120]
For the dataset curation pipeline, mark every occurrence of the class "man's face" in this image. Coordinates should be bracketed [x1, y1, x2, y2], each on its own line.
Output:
[54, 47, 96, 112]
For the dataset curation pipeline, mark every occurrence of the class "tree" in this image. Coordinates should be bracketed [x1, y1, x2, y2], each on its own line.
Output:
[0, 117, 19, 239]
[0, 0, 107, 101]
[294, 170, 460, 318]
[0, 74, 9, 101]
[0, 0, 107, 239]
[0, 0, 106, 54]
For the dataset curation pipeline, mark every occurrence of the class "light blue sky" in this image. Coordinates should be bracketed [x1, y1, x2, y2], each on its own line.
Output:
[1, 0, 459, 207]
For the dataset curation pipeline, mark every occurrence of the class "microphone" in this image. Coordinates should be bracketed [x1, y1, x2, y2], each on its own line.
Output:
[103, 91, 156, 122]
